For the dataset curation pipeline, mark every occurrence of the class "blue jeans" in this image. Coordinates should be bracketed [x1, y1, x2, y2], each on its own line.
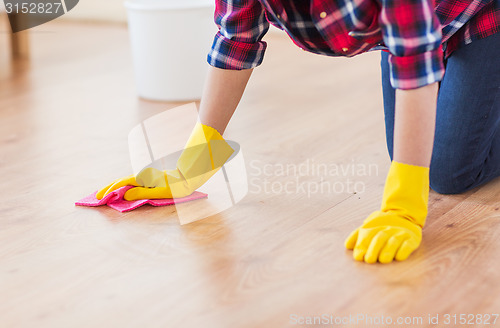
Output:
[381, 32, 500, 194]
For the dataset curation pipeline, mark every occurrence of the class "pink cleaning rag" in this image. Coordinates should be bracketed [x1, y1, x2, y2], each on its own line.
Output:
[75, 186, 207, 213]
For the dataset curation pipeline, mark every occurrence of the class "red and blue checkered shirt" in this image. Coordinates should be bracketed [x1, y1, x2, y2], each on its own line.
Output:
[207, 0, 499, 89]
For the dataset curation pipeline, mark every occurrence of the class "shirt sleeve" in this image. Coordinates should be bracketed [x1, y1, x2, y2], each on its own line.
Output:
[208, 0, 270, 70]
[379, 0, 446, 89]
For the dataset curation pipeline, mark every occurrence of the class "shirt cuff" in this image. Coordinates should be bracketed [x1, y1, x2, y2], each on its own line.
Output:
[207, 31, 267, 70]
[388, 46, 445, 90]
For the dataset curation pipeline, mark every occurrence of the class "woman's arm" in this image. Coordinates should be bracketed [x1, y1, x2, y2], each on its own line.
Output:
[393, 82, 439, 167]
[344, 82, 438, 263]
[198, 66, 254, 134]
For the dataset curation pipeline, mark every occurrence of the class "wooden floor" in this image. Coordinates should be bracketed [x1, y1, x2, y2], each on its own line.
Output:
[1, 21, 499, 328]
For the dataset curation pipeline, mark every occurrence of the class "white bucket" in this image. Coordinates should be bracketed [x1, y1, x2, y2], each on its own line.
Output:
[124, 0, 216, 101]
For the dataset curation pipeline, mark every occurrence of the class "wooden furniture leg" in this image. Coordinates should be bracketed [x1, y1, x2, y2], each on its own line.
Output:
[9, 14, 30, 59]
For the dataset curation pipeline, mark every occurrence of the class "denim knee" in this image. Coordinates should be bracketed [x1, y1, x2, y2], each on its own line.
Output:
[429, 163, 477, 195]
[429, 169, 469, 195]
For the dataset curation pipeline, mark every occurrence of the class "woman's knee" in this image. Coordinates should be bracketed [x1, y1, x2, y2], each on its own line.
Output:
[429, 171, 469, 195]
[430, 166, 471, 195]
[429, 159, 482, 195]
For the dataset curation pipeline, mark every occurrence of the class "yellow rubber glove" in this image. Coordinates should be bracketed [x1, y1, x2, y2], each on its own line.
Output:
[96, 122, 234, 201]
[345, 161, 429, 264]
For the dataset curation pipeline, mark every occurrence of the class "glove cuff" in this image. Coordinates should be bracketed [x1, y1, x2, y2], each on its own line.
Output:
[380, 161, 430, 228]
[178, 122, 234, 172]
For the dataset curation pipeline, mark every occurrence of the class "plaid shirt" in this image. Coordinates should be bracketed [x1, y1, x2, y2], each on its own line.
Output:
[207, 0, 499, 89]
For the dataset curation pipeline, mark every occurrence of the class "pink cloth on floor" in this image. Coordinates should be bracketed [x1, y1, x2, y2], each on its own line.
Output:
[75, 186, 207, 213]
